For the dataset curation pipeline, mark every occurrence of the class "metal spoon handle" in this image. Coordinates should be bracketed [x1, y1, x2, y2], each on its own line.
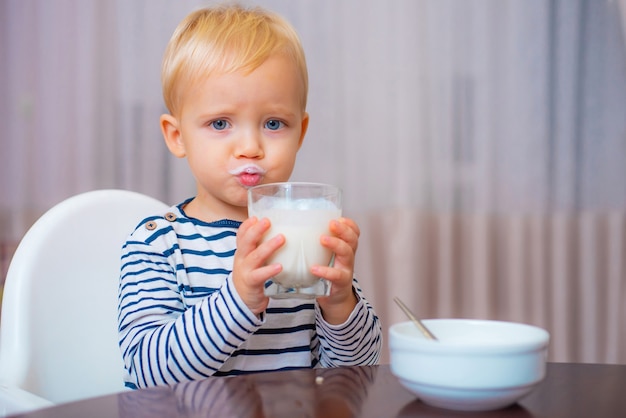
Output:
[393, 297, 438, 341]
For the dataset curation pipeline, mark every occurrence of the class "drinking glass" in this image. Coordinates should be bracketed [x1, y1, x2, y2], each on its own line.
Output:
[247, 182, 342, 298]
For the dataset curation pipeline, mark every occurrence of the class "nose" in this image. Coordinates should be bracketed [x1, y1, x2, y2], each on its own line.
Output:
[234, 130, 264, 159]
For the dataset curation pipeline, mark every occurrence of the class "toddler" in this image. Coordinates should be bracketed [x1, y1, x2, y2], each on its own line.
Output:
[118, 4, 382, 389]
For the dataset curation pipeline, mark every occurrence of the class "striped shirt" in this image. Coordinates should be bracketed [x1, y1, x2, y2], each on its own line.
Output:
[118, 199, 382, 388]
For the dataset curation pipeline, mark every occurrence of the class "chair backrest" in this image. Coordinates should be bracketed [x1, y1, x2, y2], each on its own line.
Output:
[0, 190, 169, 405]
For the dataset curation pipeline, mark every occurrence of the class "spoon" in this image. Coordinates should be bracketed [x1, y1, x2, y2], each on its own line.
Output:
[393, 297, 438, 341]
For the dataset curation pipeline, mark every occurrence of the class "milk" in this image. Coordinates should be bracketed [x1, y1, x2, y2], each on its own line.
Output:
[248, 183, 343, 297]
[251, 205, 341, 287]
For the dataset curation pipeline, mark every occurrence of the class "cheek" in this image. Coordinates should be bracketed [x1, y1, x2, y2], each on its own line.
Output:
[271, 148, 299, 178]
[186, 148, 222, 177]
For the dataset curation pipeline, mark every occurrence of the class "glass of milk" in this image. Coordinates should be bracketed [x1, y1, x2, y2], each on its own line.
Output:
[248, 182, 342, 298]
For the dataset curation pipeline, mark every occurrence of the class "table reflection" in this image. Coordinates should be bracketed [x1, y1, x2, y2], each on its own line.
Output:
[10, 364, 626, 418]
[397, 401, 533, 418]
[117, 366, 378, 418]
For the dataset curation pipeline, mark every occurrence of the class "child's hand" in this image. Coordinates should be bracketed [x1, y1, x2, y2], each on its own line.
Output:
[313, 217, 360, 324]
[232, 216, 284, 315]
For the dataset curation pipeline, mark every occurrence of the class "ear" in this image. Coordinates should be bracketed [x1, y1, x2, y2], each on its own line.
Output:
[160, 114, 186, 158]
[297, 112, 309, 150]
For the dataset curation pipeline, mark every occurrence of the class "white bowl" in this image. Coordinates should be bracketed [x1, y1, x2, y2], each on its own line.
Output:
[389, 319, 549, 411]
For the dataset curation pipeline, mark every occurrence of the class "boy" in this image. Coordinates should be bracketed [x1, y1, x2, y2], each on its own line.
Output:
[118, 4, 382, 389]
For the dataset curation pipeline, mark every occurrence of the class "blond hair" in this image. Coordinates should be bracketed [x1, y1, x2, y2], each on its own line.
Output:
[161, 4, 308, 116]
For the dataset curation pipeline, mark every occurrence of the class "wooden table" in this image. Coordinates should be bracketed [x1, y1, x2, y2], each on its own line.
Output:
[10, 363, 626, 418]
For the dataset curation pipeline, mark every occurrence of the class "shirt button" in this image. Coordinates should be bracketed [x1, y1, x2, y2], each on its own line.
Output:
[145, 221, 157, 231]
[165, 212, 177, 222]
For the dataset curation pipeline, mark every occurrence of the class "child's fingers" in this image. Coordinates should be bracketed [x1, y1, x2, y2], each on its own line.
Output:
[311, 264, 342, 282]
[249, 233, 285, 267]
[328, 218, 359, 253]
[338, 217, 360, 238]
[236, 217, 270, 253]
[320, 234, 351, 258]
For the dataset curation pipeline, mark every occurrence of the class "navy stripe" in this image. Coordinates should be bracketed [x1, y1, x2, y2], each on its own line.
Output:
[190, 306, 222, 368]
[145, 226, 175, 244]
[266, 304, 314, 314]
[178, 230, 237, 241]
[178, 284, 219, 294]
[213, 365, 308, 377]
[253, 324, 315, 334]
[122, 258, 171, 269]
[170, 326, 195, 382]
[224, 279, 257, 327]
[145, 327, 160, 387]
[181, 248, 236, 257]
[180, 312, 213, 376]
[185, 266, 231, 275]
[232, 344, 310, 357]
[198, 304, 232, 357]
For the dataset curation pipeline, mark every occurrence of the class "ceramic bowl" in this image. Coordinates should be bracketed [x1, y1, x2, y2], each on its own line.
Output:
[389, 319, 550, 411]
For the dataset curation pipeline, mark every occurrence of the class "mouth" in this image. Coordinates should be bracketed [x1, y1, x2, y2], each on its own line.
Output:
[229, 164, 266, 188]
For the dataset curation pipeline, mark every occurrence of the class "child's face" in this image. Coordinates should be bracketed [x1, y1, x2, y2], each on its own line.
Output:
[162, 54, 308, 221]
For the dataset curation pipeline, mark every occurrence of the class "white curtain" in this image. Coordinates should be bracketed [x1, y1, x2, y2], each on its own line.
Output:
[1, 0, 625, 363]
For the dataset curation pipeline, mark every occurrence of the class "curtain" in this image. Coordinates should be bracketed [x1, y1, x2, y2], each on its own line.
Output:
[1, 0, 625, 363]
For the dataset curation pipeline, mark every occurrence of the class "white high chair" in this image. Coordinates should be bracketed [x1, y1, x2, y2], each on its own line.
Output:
[0, 190, 169, 416]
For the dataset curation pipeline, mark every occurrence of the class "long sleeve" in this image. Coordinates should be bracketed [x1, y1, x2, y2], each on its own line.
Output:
[314, 279, 382, 367]
[118, 224, 263, 388]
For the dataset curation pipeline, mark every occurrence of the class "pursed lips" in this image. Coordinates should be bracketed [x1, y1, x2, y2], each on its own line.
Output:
[229, 163, 266, 188]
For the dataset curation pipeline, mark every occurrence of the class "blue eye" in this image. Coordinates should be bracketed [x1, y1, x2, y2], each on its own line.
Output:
[265, 120, 284, 131]
[211, 120, 229, 130]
